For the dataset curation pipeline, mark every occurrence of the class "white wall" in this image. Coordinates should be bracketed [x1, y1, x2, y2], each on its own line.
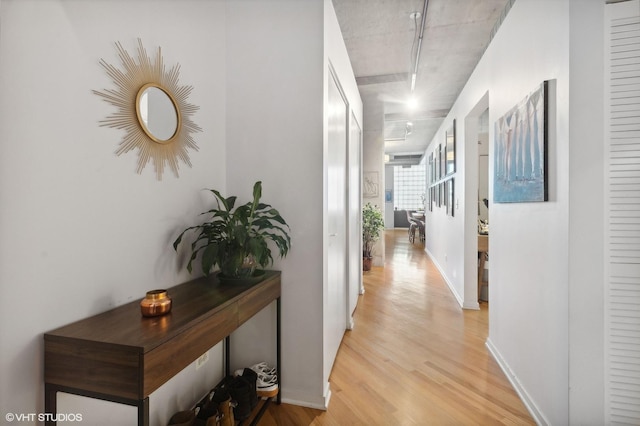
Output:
[424, 0, 606, 424]
[225, 0, 362, 409]
[0, 1, 226, 424]
[225, 0, 325, 409]
[567, 0, 604, 422]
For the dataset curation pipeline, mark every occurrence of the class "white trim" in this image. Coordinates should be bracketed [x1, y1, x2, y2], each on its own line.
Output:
[280, 382, 332, 410]
[348, 316, 355, 330]
[324, 381, 332, 408]
[280, 397, 328, 411]
[426, 248, 479, 310]
[485, 338, 549, 426]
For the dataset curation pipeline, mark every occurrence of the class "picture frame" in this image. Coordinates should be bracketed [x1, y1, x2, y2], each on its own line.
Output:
[434, 145, 441, 180]
[363, 171, 379, 198]
[439, 143, 445, 179]
[447, 178, 455, 217]
[443, 180, 448, 209]
[445, 119, 456, 176]
[429, 187, 434, 211]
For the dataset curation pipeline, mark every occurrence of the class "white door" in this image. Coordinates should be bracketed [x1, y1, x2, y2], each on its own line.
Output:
[326, 68, 348, 372]
[605, 1, 640, 423]
[347, 112, 362, 326]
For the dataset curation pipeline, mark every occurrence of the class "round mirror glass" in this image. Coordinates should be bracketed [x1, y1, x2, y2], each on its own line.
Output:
[137, 85, 178, 143]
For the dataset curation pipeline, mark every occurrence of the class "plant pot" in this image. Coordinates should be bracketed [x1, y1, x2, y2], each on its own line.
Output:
[363, 257, 373, 271]
[218, 269, 266, 285]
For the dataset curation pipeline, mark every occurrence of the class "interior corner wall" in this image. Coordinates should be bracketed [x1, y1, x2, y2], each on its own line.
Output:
[422, 0, 591, 424]
[0, 1, 226, 424]
[362, 94, 386, 265]
[224, 0, 329, 409]
[568, 0, 605, 423]
[384, 165, 395, 226]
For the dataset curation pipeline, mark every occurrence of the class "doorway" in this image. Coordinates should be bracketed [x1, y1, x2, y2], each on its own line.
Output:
[464, 93, 489, 308]
[477, 108, 490, 302]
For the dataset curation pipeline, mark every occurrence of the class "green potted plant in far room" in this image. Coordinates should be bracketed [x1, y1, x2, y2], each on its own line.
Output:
[362, 202, 384, 272]
[173, 181, 291, 283]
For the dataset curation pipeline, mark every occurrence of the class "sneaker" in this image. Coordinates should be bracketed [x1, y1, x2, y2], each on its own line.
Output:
[233, 362, 276, 377]
[250, 362, 277, 376]
[256, 372, 278, 398]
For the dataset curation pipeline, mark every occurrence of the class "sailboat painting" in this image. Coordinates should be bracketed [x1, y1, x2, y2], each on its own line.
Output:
[494, 81, 549, 203]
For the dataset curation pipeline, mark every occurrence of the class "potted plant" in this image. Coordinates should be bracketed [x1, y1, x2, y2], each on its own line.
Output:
[362, 203, 384, 271]
[173, 181, 291, 282]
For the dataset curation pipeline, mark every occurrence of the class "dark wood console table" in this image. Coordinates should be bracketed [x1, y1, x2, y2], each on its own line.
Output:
[44, 271, 281, 426]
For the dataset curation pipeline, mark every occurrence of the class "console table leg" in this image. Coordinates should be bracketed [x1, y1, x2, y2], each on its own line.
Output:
[276, 296, 281, 405]
[225, 336, 231, 376]
[44, 383, 57, 426]
[137, 397, 149, 426]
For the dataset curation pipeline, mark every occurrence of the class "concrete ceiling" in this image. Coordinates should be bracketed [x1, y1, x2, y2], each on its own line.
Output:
[332, 0, 512, 163]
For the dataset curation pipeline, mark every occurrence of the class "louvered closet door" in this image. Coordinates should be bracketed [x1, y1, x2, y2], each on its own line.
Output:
[606, 1, 640, 424]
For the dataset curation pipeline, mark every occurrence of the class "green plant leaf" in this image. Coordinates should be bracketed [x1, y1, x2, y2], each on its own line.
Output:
[173, 181, 292, 276]
[201, 243, 218, 276]
[186, 249, 199, 274]
[225, 196, 237, 210]
[252, 181, 262, 207]
[209, 189, 229, 211]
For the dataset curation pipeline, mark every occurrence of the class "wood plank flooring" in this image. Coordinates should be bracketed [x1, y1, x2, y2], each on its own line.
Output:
[261, 229, 534, 425]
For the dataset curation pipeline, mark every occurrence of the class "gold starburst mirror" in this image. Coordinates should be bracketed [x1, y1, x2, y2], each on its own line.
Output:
[93, 39, 201, 180]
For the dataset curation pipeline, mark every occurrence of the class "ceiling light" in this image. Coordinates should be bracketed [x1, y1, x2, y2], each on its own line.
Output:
[407, 97, 418, 110]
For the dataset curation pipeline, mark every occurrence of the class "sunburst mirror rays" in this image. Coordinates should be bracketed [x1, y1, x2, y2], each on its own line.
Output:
[93, 39, 202, 180]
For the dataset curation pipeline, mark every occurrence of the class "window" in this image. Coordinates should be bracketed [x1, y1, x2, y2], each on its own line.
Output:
[393, 165, 426, 211]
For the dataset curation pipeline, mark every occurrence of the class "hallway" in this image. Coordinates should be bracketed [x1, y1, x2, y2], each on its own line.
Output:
[263, 229, 534, 424]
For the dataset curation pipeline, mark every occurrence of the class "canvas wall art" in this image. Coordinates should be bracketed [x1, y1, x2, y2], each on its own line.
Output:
[494, 81, 549, 203]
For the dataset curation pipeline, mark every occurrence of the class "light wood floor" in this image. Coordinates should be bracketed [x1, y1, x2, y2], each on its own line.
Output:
[261, 229, 534, 425]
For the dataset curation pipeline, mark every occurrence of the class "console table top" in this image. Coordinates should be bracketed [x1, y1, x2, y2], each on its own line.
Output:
[44, 270, 281, 353]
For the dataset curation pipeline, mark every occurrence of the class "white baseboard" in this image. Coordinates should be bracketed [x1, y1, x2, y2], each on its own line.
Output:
[425, 248, 480, 310]
[463, 300, 480, 310]
[425, 248, 464, 307]
[280, 397, 328, 411]
[324, 381, 332, 408]
[280, 382, 331, 411]
[485, 338, 549, 426]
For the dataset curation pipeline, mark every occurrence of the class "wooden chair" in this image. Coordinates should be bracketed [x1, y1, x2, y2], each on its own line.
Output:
[478, 235, 489, 302]
[416, 219, 425, 242]
[406, 210, 418, 243]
